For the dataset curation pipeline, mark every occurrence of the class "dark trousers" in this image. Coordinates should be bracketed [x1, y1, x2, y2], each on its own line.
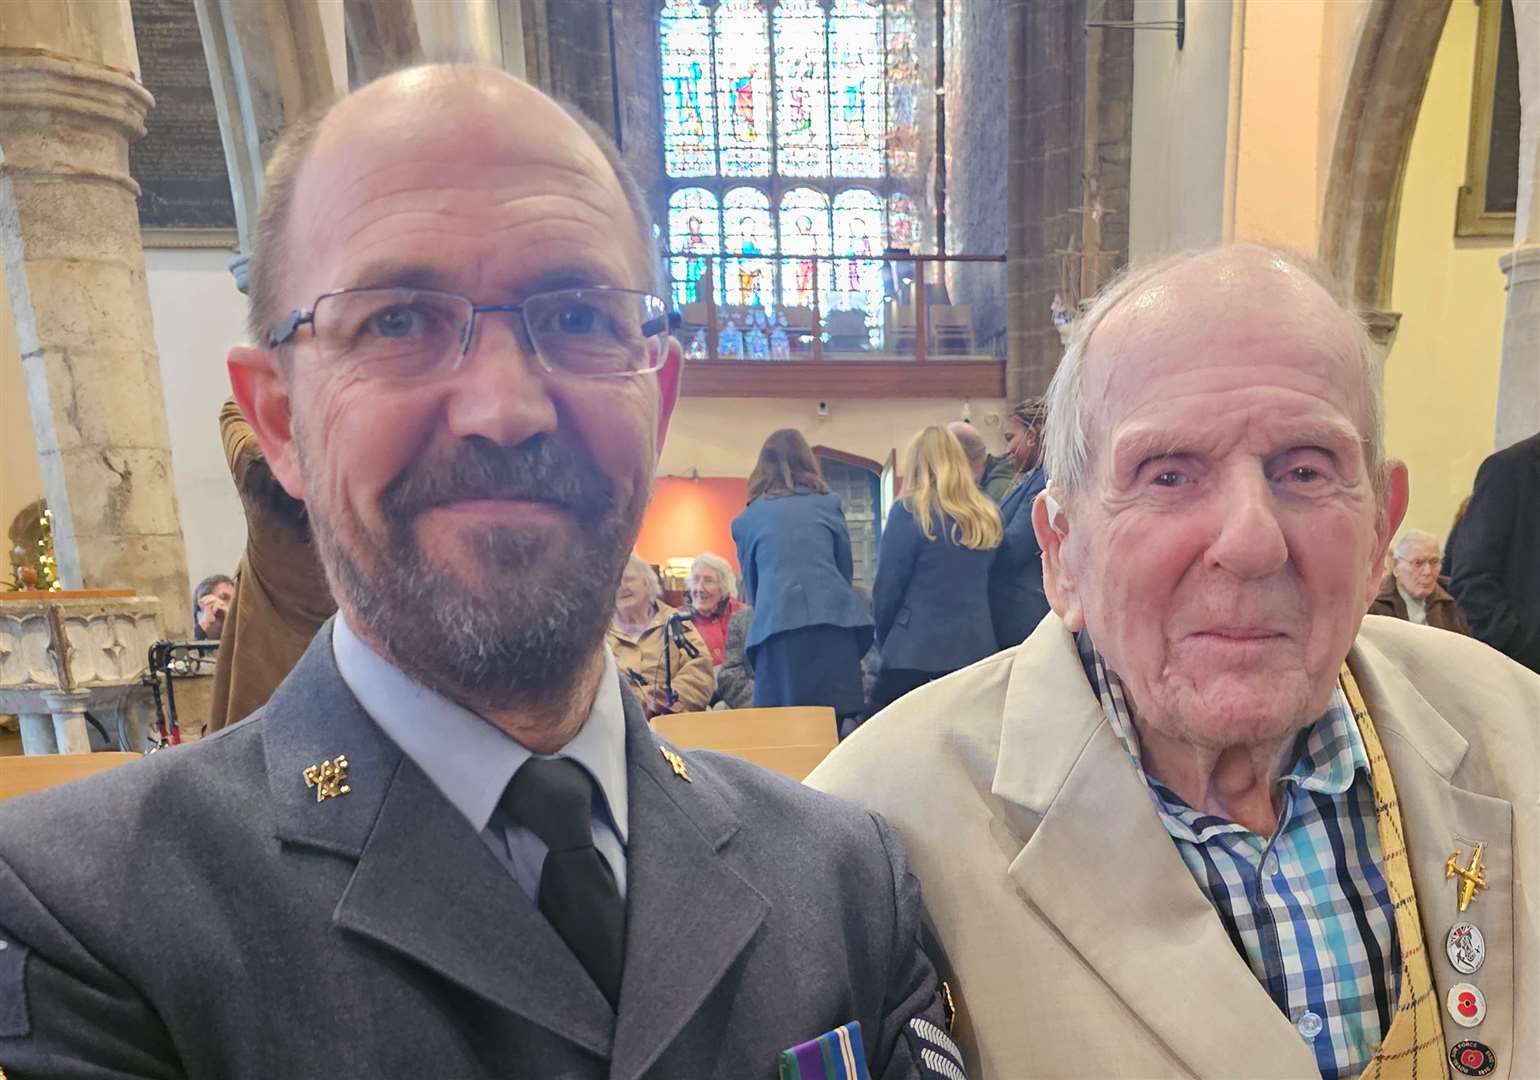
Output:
[867, 667, 942, 716]
[750, 625, 867, 722]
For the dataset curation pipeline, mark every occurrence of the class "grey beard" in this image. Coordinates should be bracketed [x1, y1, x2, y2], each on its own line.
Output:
[302, 434, 642, 714]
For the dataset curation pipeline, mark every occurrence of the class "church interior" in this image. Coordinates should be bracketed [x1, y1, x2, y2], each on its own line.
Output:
[0, 0, 1536, 758]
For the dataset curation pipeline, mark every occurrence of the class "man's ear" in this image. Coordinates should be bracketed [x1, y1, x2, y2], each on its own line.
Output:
[1032, 487, 1085, 632]
[1366, 460, 1410, 606]
[228, 344, 306, 502]
[653, 335, 684, 459]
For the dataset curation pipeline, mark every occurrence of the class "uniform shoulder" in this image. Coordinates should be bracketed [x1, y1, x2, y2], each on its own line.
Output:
[0, 720, 269, 890]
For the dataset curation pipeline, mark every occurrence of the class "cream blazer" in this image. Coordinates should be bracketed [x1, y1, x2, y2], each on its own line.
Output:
[809, 614, 1540, 1079]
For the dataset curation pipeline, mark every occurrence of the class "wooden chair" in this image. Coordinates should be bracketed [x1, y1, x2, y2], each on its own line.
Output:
[652, 707, 838, 783]
[0, 752, 140, 803]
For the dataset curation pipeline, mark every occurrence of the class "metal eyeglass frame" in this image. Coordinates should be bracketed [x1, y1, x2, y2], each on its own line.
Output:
[265, 286, 684, 378]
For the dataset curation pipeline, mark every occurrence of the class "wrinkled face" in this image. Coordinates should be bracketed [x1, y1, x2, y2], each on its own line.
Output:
[1039, 253, 1406, 754]
[229, 71, 678, 711]
[616, 564, 650, 611]
[688, 567, 724, 613]
[1003, 417, 1041, 472]
[1391, 538, 1441, 599]
[212, 582, 235, 606]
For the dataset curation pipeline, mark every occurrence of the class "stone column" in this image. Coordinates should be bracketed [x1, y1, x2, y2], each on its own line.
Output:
[0, 1, 192, 635]
[1493, 0, 1540, 450]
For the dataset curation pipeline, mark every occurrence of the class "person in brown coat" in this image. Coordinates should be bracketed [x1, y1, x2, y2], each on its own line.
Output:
[206, 397, 336, 731]
[606, 553, 714, 717]
[1368, 529, 1470, 635]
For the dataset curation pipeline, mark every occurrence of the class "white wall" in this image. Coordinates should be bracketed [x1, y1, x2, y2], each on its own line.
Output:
[1128, 0, 1234, 260]
[144, 248, 250, 590]
[659, 396, 1010, 478]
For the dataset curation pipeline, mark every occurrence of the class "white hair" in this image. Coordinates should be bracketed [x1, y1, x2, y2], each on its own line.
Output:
[1043, 243, 1386, 504]
[688, 552, 738, 600]
[1392, 530, 1440, 559]
[625, 553, 663, 605]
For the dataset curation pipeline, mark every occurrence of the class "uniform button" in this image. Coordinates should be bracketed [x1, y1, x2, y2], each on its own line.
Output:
[1297, 1011, 1323, 1040]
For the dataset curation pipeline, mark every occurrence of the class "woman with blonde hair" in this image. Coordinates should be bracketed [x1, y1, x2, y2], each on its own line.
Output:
[869, 425, 1002, 714]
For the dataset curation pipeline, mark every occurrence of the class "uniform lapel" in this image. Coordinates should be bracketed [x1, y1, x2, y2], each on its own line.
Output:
[263, 625, 614, 1059]
[609, 690, 770, 1080]
[1348, 639, 1519, 1079]
[994, 624, 1319, 1079]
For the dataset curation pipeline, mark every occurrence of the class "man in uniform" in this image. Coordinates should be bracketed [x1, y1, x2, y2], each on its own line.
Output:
[813, 245, 1538, 1078]
[0, 66, 961, 1079]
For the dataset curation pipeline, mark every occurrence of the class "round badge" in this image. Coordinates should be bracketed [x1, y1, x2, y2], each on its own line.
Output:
[1446, 922, 1487, 975]
[1449, 1039, 1496, 1077]
[1447, 982, 1487, 1028]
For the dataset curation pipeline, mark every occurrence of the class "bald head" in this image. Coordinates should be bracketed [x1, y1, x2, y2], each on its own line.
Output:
[246, 65, 657, 347]
[1043, 244, 1383, 502]
[947, 420, 988, 477]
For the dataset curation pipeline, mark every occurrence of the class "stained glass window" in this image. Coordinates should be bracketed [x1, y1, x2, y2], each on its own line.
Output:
[829, 0, 886, 178]
[660, 0, 930, 321]
[722, 187, 776, 310]
[779, 188, 834, 309]
[773, 0, 830, 178]
[715, 0, 773, 177]
[668, 188, 720, 307]
[660, 0, 716, 177]
[833, 188, 887, 334]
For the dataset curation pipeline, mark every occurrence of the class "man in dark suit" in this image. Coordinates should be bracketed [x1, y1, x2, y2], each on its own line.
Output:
[0, 66, 961, 1079]
[1449, 429, 1540, 672]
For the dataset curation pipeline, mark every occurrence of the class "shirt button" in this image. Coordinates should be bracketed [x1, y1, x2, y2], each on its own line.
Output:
[1297, 1011, 1324, 1040]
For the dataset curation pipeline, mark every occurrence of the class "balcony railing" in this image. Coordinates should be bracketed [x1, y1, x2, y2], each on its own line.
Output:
[670, 251, 1007, 398]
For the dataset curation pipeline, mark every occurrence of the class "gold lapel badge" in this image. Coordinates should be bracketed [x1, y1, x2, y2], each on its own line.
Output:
[660, 744, 692, 783]
[303, 754, 352, 802]
[1446, 842, 1488, 912]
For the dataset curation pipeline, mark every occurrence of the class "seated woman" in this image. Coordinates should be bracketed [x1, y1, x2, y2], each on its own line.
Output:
[686, 553, 754, 709]
[607, 554, 715, 718]
[869, 425, 1002, 714]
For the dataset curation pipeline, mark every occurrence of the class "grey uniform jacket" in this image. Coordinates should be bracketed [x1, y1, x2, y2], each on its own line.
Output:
[0, 629, 957, 1079]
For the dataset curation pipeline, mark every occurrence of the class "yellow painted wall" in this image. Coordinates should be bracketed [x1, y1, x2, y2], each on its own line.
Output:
[1384, 0, 1509, 540]
[1233, 0, 1331, 250]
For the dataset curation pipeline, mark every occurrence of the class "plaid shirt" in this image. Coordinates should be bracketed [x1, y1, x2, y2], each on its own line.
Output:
[1076, 634, 1399, 1080]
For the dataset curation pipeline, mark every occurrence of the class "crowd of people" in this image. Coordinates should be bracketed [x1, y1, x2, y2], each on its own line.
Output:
[4, 63, 1534, 1080]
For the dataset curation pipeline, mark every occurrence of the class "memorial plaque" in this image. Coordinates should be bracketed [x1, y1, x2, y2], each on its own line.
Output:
[128, 0, 237, 233]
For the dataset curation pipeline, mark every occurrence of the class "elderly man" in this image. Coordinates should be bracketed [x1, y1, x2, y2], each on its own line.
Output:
[0, 67, 960, 1079]
[812, 245, 1539, 1079]
[947, 420, 1015, 502]
[1370, 530, 1470, 634]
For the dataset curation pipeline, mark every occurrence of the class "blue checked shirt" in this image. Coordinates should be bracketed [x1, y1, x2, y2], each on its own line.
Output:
[1076, 634, 1399, 1080]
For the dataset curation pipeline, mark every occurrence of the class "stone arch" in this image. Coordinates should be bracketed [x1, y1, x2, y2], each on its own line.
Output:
[1319, 0, 1452, 316]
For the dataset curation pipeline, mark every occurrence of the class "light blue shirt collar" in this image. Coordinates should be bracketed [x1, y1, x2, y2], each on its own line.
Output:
[331, 613, 630, 848]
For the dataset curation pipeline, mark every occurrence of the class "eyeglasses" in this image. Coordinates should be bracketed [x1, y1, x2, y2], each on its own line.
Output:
[267, 286, 679, 380]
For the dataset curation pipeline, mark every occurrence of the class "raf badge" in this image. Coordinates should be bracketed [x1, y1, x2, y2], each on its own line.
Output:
[303, 755, 352, 802]
[1445, 843, 1488, 912]
[660, 745, 691, 783]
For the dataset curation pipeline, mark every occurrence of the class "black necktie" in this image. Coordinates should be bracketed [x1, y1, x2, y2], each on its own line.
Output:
[501, 757, 626, 1007]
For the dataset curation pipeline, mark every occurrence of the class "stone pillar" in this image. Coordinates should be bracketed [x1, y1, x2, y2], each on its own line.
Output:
[17, 713, 56, 756]
[1493, 0, 1540, 450]
[0, 1, 192, 635]
[41, 690, 93, 754]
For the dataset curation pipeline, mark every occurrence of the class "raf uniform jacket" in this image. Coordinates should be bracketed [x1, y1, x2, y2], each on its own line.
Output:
[1450, 430, 1540, 673]
[810, 614, 1540, 1079]
[872, 501, 997, 674]
[732, 489, 874, 653]
[0, 628, 956, 1078]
